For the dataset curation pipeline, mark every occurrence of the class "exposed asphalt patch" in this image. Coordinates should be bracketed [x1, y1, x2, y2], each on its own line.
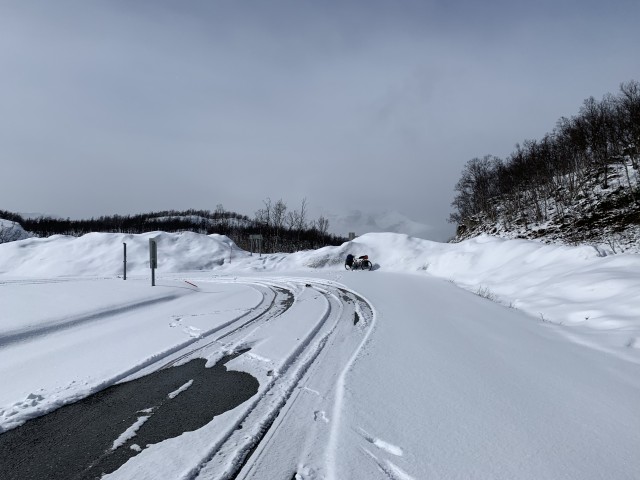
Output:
[337, 288, 352, 303]
[0, 355, 259, 480]
[338, 288, 366, 326]
[276, 286, 295, 311]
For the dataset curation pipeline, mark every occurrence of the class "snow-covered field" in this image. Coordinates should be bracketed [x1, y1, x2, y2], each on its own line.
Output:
[1, 232, 639, 479]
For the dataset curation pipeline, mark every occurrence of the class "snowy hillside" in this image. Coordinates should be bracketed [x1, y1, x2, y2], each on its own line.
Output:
[1, 231, 638, 479]
[455, 161, 640, 253]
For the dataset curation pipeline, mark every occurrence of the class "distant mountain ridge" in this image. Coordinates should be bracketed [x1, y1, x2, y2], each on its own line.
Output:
[0, 208, 345, 252]
[327, 210, 434, 240]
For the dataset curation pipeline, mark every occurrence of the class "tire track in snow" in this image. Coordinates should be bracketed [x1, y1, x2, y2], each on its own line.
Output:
[89, 280, 295, 400]
[187, 279, 376, 480]
[0, 282, 280, 432]
[323, 286, 377, 480]
[155, 282, 294, 371]
[2, 277, 375, 479]
[111, 282, 281, 382]
[185, 282, 340, 480]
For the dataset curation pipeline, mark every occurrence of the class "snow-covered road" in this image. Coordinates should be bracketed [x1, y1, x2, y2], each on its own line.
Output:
[1, 272, 638, 479]
[1, 231, 639, 479]
[0, 275, 376, 479]
[335, 272, 640, 480]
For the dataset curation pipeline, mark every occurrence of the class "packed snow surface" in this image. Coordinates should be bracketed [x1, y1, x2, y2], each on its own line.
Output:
[0, 231, 639, 479]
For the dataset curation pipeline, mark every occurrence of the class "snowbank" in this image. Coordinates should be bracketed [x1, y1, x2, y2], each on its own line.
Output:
[1, 231, 639, 350]
[0, 231, 242, 277]
[0, 219, 32, 243]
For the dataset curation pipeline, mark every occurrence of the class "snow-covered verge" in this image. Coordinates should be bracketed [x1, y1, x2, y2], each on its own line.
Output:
[314, 232, 640, 355]
[0, 231, 239, 277]
[1, 231, 639, 353]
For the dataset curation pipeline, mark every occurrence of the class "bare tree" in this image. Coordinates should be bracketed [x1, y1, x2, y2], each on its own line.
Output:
[449, 81, 640, 241]
[286, 210, 301, 231]
[298, 198, 308, 230]
[618, 80, 640, 169]
[215, 203, 230, 231]
[272, 199, 287, 231]
[255, 197, 272, 226]
[316, 215, 329, 237]
[580, 96, 612, 188]
[286, 198, 308, 231]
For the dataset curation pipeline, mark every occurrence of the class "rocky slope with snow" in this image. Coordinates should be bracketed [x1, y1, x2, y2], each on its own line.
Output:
[454, 162, 640, 254]
[0, 219, 32, 243]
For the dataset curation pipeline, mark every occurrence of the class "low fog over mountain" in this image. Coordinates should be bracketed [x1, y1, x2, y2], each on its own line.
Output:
[327, 210, 437, 240]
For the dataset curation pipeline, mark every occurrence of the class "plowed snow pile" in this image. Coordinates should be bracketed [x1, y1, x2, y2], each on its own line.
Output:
[2, 231, 639, 350]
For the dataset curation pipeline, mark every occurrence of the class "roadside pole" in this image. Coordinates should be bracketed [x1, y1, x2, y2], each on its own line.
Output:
[123, 242, 127, 280]
[149, 238, 158, 286]
[249, 234, 263, 257]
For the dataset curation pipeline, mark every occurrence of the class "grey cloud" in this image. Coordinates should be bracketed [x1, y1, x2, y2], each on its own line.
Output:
[1, 1, 639, 241]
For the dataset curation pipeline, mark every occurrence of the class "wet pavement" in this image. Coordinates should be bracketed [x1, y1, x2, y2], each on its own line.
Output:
[0, 355, 259, 480]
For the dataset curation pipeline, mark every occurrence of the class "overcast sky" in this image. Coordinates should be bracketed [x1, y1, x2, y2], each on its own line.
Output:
[1, 0, 639, 240]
